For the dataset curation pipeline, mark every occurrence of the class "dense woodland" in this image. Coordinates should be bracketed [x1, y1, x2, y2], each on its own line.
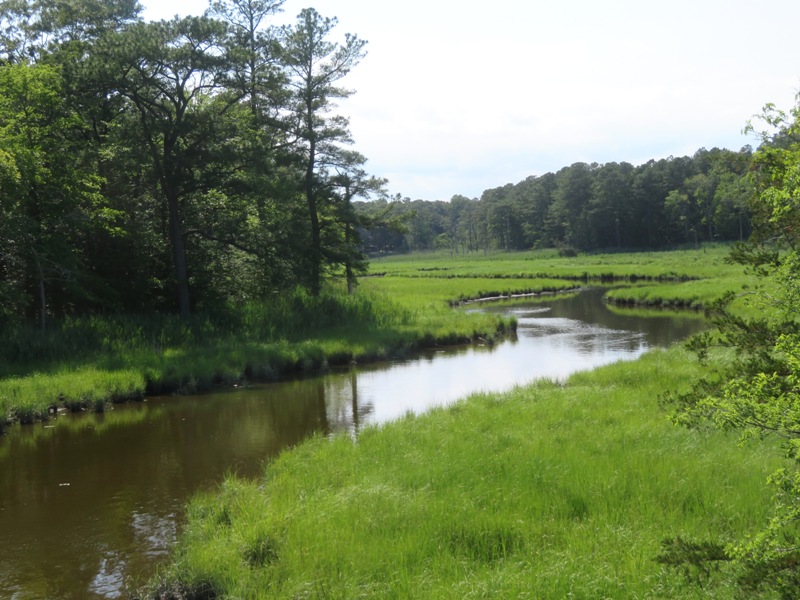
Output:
[357, 147, 754, 255]
[0, 0, 385, 326]
[0, 0, 758, 329]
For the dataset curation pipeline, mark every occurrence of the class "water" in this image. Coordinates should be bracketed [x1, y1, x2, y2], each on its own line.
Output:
[0, 290, 704, 599]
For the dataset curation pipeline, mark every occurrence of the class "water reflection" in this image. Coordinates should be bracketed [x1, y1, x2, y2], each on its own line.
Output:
[324, 370, 374, 436]
[0, 290, 705, 599]
[88, 553, 125, 599]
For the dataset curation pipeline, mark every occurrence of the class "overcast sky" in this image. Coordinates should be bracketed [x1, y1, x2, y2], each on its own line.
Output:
[140, 0, 800, 201]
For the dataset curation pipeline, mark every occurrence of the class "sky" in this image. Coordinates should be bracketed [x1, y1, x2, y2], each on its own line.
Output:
[139, 0, 800, 201]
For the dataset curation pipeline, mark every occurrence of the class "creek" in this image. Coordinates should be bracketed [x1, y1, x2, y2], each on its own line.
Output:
[0, 289, 705, 599]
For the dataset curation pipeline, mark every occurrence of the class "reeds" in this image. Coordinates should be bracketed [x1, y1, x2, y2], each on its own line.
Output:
[143, 346, 780, 598]
[0, 286, 514, 425]
[0, 368, 146, 423]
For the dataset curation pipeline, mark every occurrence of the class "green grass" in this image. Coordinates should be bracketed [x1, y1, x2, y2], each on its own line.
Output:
[0, 368, 146, 424]
[1, 245, 752, 429]
[142, 346, 781, 599]
[370, 245, 753, 313]
[370, 244, 739, 281]
[0, 287, 515, 425]
[605, 278, 739, 309]
[134, 244, 781, 598]
[361, 274, 577, 306]
[0, 244, 772, 596]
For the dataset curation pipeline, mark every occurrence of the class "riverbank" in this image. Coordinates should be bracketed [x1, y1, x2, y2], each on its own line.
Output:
[0, 289, 520, 429]
[1, 246, 750, 430]
[370, 244, 755, 312]
[138, 344, 781, 599]
[132, 246, 782, 598]
[2, 245, 774, 596]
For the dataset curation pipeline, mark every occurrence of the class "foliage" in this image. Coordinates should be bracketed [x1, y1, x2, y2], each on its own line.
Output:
[280, 7, 369, 296]
[0, 61, 111, 327]
[0, 0, 760, 326]
[357, 148, 754, 254]
[138, 347, 781, 599]
[0, 0, 381, 323]
[0, 284, 516, 423]
[662, 96, 800, 597]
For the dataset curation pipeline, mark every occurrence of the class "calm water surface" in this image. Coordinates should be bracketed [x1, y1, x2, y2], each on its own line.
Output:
[0, 290, 705, 599]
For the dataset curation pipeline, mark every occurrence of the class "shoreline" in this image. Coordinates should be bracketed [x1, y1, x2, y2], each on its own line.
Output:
[0, 315, 517, 431]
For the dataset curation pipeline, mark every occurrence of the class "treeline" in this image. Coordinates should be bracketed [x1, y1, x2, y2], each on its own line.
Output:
[356, 147, 753, 255]
[0, 0, 384, 327]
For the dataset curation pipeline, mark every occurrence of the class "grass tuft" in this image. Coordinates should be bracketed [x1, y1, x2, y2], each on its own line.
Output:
[141, 342, 781, 598]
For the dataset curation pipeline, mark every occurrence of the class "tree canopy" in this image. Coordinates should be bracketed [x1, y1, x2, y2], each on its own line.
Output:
[0, 0, 381, 325]
[658, 97, 800, 598]
[356, 147, 754, 256]
[0, 0, 768, 328]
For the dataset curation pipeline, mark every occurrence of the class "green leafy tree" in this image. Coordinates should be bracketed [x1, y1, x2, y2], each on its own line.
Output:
[326, 150, 386, 293]
[449, 194, 478, 254]
[0, 62, 107, 327]
[207, 0, 285, 121]
[547, 162, 595, 250]
[664, 189, 697, 245]
[514, 173, 556, 248]
[279, 7, 366, 295]
[662, 98, 800, 598]
[0, 0, 140, 63]
[98, 16, 242, 317]
[588, 162, 635, 249]
[352, 197, 410, 254]
[0, 146, 22, 321]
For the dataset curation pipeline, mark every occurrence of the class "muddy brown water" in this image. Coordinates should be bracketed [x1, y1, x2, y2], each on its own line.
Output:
[0, 290, 705, 599]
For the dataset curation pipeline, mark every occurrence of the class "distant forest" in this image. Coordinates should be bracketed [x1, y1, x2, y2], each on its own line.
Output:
[356, 146, 753, 255]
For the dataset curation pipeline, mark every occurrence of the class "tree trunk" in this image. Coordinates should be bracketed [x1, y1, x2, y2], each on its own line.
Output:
[345, 222, 356, 294]
[306, 139, 322, 297]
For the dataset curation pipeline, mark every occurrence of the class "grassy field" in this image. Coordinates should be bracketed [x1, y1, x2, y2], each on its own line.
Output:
[369, 244, 741, 281]
[368, 245, 761, 315]
[1, 245, 753, 427]
[2, 245, 758, 429]
[141, 347, 780, 599]
[132, 244, 784, 598]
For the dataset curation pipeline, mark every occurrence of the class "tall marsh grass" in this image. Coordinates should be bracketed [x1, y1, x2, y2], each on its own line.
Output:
[142, 346, 781, 599]
[372, 244, 739, 281]
[2, 246, 751, 427]
[0, 286, 511, 424]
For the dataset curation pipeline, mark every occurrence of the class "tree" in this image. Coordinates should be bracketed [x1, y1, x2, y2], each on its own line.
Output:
[279, 7, 366, 296]
[0, 146, 21, 322]
[0, 62, 108, 327]
[661, 98, 800, 597]
[99, 16, 242, 317]
[326, 150, 386, 293]
[352, 197, 411, 255]
[207, 0, 285, 121]
[0, 0, 140, 63]
[547, 162, 594, 250]
[588, 162, 634, 249]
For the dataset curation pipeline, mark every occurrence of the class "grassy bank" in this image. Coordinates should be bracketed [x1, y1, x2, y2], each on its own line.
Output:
[369, 245, 753, 312]
[140, 345, 781, 599]
[132, 244, 780, 598]
[1, 245, 750, 429]
[370, 244, 740, 281]
[0, 288, 516, 428]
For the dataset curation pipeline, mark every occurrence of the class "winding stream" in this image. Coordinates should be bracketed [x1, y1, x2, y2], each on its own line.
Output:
[0, 289, 705, 599]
